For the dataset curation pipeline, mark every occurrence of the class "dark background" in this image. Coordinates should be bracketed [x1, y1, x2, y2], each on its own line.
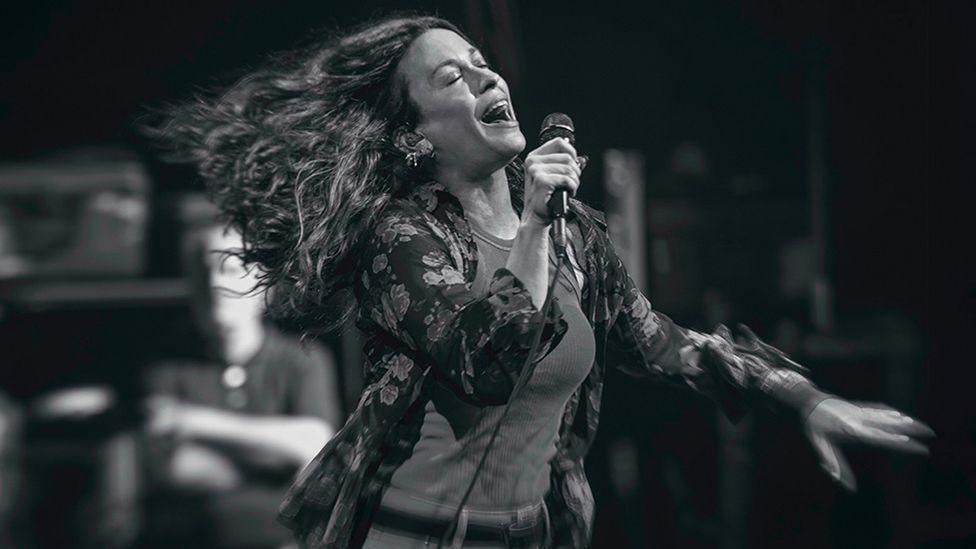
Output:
[1, 1, 973, 548]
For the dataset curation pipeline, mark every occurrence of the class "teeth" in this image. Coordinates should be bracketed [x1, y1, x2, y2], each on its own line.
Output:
[482, 100, 509, 122]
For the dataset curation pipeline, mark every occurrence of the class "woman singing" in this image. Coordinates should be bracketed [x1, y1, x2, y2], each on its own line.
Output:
[155, 14, 933, 549]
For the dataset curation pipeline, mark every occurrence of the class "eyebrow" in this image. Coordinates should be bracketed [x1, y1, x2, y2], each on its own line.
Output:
[428, 47, 482, 81]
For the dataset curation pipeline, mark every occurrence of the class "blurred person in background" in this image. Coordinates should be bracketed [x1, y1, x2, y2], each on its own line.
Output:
[152, 14, 934, 549]
[139, 221, 341, 549]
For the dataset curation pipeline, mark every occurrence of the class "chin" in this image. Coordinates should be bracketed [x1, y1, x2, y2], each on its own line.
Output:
[495, 129, 526, 158]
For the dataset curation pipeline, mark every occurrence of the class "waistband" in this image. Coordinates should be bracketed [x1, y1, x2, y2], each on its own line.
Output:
[373, 485, 548, 547]
[380, 484, 544, 526]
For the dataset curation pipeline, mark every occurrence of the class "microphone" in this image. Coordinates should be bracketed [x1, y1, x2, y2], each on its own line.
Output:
[539, 113, 575, 257]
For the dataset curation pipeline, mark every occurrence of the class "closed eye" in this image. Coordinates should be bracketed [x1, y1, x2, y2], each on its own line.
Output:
[435, 53, 492, 87]
[437, 66, 463, 87]
[470, 48, 490, 68]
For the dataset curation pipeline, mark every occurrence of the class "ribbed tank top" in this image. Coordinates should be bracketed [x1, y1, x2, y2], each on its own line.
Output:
[386, 223, 595, 510]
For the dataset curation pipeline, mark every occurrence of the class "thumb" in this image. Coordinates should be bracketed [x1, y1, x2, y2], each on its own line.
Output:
[807, 427, 858, 492]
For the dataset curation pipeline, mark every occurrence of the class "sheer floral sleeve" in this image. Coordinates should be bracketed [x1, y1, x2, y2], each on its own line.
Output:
[604, 247, 831, 421]
[358, 207, 567, 406]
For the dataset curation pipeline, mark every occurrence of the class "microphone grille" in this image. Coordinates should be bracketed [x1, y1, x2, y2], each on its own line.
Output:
[539, 112, 575, 145]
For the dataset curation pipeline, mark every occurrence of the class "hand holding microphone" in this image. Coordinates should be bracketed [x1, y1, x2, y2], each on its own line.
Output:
[522, 113, 583, 256]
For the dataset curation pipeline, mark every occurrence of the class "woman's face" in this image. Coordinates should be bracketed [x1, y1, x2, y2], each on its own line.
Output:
[396, 29, 525, 178]
[202, 227, 265, 341]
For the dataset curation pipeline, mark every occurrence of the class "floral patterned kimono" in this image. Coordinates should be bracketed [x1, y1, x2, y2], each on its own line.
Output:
[278, 180, 829, 548]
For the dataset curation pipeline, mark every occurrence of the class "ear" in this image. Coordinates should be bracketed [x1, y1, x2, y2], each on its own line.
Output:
[393, 128, 433, 156]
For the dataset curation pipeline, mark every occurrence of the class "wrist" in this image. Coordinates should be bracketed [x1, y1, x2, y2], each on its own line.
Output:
[805, 396, 841, 424]
[759, 370, 834, 423]
[518, 217, 550, 237]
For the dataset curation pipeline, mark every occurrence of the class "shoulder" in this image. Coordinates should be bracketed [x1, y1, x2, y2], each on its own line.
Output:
[262, 327, 319, 359]
[261, 328, 335, 374]
[364, 184, 465, 262]
[367, 198, 440, 250]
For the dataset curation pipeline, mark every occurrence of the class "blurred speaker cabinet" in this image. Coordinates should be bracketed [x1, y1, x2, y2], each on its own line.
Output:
[0, 158, 150, 279]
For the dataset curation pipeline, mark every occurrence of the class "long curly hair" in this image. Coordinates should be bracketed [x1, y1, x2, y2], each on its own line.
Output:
[150, 14, 522, 335]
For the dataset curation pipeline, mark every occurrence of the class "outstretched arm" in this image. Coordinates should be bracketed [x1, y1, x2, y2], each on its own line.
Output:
[603, 245, 933, 489]
[604, 241, 830, 421]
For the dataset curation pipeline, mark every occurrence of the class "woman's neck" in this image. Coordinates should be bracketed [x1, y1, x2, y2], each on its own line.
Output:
[220, 322, 266, 366]
[438, 167, 520, 239]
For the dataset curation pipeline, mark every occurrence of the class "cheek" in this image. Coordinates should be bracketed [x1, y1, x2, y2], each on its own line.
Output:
[416, 93, 476, 137]
[433, 118, 476, 143]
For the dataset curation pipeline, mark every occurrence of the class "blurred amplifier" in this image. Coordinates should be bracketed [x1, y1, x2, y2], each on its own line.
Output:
[0, 157, 150, 279]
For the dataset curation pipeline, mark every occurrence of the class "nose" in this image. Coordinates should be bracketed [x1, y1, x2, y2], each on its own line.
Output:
[473, 66, 499, 95]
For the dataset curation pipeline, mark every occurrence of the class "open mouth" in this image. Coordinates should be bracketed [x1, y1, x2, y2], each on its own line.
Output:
[480, 99, 515, 125]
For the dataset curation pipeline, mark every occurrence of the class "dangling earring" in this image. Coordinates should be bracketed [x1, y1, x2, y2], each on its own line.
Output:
[395, 129, 435, 169]
[406, 138, 434, 169]
[405, 150, 421, 169]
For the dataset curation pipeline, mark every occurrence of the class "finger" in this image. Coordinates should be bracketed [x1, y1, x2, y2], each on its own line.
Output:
[535, 173, 580, 196]
[850, 400, 905, 417]
[525, 160, 580, 187]
[852, 424, 930, 455]
[533, 137, 577, 158]
[856, 404, 936, 437]
[833, 444, 857, 492]
[527, 153, 581, 173]
[577, 155, 589, 172]
[852, 402, 930, 424]
[808, 429, 858, 491]
[528, 162, 580, 178]
[862, 415, 936, 438]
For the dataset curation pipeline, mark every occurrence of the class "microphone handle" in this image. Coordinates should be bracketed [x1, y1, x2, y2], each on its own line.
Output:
[548, 188, 569, 256]
[551, 216, 567, 255]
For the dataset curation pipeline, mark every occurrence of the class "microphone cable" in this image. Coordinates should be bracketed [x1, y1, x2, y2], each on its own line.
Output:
[437, 243, 570, 548]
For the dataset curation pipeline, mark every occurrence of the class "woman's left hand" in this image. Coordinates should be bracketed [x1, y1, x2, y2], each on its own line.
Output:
[804, 398, 935, 491]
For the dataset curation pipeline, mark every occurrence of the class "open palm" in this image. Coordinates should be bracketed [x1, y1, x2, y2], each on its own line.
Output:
[804, 397, 935, 490]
